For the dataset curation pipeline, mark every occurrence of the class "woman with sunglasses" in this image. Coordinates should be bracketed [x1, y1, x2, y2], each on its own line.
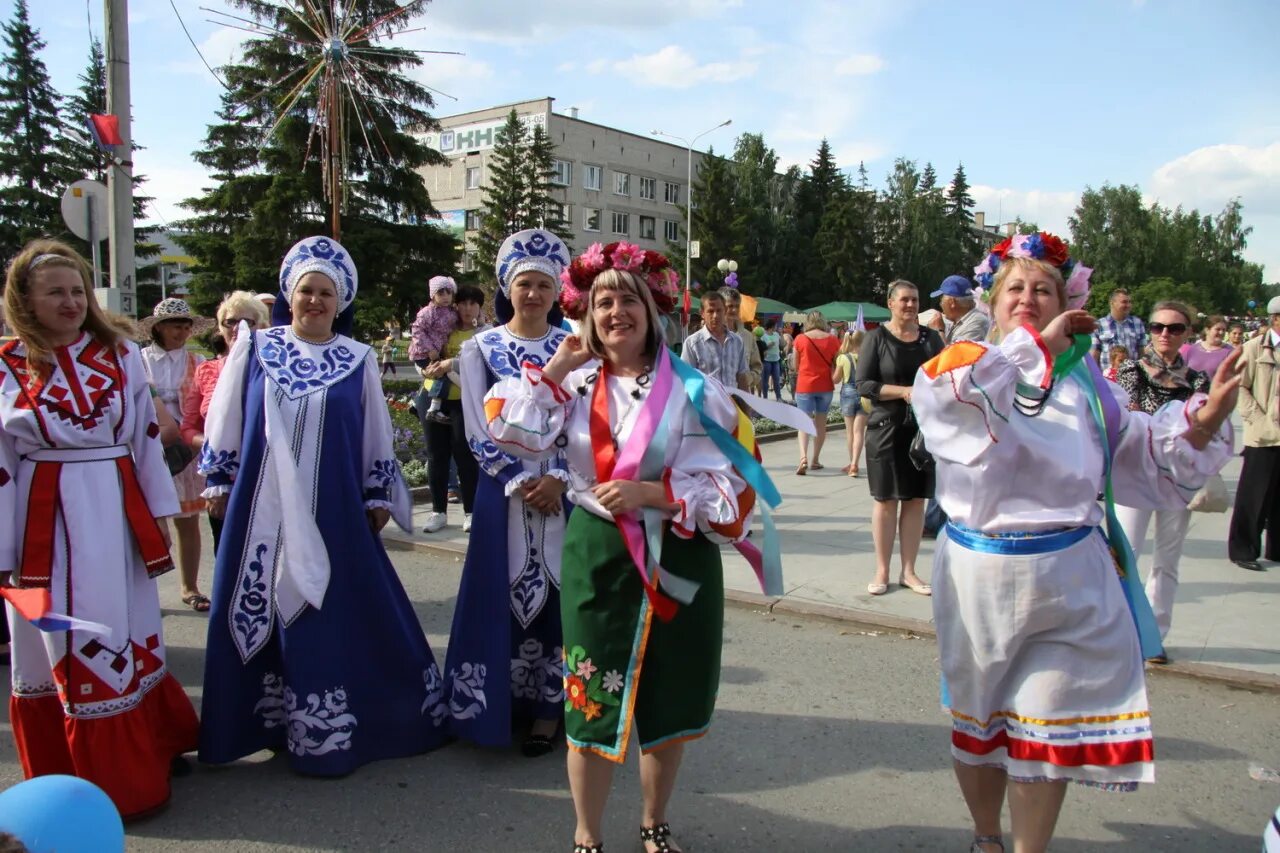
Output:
[1114, 301, 1210, 663]
[181, 291, 269, 557]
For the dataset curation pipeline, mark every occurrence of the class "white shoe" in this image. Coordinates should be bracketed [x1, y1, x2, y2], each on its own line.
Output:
[422, 512, 447, 533]
[462, 513, 472, 533]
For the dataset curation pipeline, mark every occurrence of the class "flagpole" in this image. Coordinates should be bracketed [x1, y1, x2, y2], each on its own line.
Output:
[105, 0, 137, 317]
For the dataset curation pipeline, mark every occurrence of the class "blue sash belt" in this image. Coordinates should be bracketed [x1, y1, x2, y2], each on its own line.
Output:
[944, 522, 1094, 556]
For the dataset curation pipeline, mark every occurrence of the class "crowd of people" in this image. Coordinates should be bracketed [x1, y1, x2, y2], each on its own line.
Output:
[0, 226, 1275, 853]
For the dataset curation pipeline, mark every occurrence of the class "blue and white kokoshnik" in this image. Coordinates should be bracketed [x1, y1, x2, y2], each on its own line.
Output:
[494, 228, 569, 298]
[279, 236, 358, 312]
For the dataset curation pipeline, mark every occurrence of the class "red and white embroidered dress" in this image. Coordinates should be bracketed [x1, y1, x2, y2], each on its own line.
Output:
[0, 333, 199, 819]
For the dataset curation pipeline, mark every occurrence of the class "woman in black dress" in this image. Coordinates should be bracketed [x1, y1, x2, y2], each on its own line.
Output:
[855, 280, 944, 596]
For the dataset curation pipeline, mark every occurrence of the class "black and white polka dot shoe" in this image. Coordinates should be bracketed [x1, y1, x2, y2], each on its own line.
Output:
[640, 823, 676, 852]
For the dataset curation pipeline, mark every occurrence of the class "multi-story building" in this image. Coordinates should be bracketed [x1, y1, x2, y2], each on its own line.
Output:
[413, 97, 712, 273]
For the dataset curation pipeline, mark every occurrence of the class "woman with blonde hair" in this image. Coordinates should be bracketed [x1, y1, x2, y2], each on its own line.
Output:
[914, 232, 1239, 853]
[792, 310, 839, 475]
[0, 239, 198, 819]
[833, 329, 867, 477]
[483, 241, 788, 853]
[181, 290, 269, 558]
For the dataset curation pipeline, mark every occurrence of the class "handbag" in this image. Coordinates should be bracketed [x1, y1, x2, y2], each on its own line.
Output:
[163, 441, 195, 476]
[905, 407, 934, 472]
[1187, 473, 1229, 513]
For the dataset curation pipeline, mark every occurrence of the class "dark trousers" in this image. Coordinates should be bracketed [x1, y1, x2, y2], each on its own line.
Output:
[209, 513, 224, 556]
[1228, 445, 1280, 562]
[425, 398, 477, 514]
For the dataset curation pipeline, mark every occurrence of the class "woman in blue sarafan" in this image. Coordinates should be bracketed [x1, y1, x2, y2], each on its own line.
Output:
[445, 228, 574, 757]
[197, 236, 449, 775]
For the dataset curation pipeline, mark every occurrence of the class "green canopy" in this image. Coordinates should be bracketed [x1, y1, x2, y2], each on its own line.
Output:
[681, 293, 795, 315]
[800, 301, 890, 323]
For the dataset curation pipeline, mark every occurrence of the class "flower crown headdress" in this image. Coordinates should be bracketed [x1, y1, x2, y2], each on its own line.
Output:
[973, 231, 1092, 310]
[559, 241, 681, 320]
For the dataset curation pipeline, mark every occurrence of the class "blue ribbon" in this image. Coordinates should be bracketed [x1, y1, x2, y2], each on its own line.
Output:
[1073, 357, 1165, 660]
[668, 353, 785, 596]
[944, 523, 1093, 556]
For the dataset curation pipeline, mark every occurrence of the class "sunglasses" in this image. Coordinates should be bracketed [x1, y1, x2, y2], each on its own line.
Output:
[1149, 322, 1187, 336]
[220, 318, 259, 329]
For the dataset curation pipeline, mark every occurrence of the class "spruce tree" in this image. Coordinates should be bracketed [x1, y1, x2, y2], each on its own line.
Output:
[474, 109, 529, 281]
[668, 146, 738, 290]
[175, 0, 458, 334]
[0, 0, 71, 257]
[945, 162, 979, 264]
[524, 123, 573, 248]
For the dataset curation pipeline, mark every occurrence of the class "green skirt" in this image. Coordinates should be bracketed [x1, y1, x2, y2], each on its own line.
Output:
[560, 509, 724, 763]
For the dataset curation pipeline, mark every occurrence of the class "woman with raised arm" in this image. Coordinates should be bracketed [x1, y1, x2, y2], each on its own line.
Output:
[0, 240, 198, 819]
[913, 232, 1240, 853]
[197, 236, 448, 776]
[483, 241, 788, 853]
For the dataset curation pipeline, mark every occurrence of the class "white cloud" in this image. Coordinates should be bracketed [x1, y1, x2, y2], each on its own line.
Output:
[597, 46, 757, 89]
[833, 54, 885, 76]
[1149, 142, 1280, 216]
[968, 185, 1080, 235]
[424, 0, 742, 43]
[165, 25, 248, 77]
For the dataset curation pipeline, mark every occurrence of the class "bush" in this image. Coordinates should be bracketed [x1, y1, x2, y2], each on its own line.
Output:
[383, 378, 423, 396]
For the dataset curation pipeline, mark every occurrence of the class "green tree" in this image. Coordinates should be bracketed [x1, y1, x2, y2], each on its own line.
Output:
[175, 0, 458, 336]
[474, 109, 529, 281]
[0, 0, 71, 256]
[523, 123, 573, 247]
[945, 162, 980, 264]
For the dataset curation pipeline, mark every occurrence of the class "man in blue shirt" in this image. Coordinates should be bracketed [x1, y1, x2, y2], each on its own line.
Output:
[1091, 288, 1148, 361]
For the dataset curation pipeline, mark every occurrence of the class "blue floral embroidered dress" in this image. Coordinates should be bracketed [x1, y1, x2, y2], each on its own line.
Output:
[442, 324, 570, 746]
[197, 326, 448, 774]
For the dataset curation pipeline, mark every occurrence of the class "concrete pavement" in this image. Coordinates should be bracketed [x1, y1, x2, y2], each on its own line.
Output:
[388, 422, 1280, 691]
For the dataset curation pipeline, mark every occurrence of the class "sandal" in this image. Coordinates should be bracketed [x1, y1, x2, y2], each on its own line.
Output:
[899, 576, 932, 596]
[796, 459, 808, 476]
[970, 835, 1004, 852]
[181, 593, 211, 612]
[848, 465, 859, 477]
[640, 823, 677, 852]
[521, 733, 555, 758]
[572, 845, 603, 853]
[810, 462, 824, 470]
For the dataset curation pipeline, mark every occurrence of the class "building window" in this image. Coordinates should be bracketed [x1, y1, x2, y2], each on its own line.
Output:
[663, 182, 680, 205]
[664, 220, 680, 242]
[553, 202, 571, 225]
[638, 215, 656, 240]
[462, 253, 476, 272]
[551, 159, 572, 186]
[465, 166, 481, 190]
[584, 207, 601, 232]
[639, 176, 656, 201]
[465, 209, 481, 231]
[613, 171, 630, 196]
[611, 211, 629, 235]
[584, 164, 602, 191]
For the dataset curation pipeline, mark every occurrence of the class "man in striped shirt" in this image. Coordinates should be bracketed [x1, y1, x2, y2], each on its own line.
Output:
[681, 290, 750, 390]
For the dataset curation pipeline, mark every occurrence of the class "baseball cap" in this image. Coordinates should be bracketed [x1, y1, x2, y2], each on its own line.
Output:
[931, 275, 975, 299]
[1268, 295, 1280, 315]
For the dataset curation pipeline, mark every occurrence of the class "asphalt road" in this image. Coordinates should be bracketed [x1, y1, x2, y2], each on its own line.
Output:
[3, 540, 1277, 852]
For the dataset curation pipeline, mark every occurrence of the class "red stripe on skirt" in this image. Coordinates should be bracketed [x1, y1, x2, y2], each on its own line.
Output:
[116, 457, 175, 578]
[952, 728, 1153, 767]
[19, 461, 62, 587]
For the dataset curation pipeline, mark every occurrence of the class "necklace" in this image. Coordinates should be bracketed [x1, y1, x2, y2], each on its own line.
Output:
[608, 366, 652, 449]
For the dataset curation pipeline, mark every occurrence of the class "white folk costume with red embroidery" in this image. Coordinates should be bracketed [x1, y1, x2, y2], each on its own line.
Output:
[0, 334, 199, 819]
[142, 344, 206, 515]
[912, 327, 1233, 789]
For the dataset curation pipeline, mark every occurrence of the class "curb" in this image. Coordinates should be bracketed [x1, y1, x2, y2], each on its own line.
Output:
[385, 532, 1280, 695]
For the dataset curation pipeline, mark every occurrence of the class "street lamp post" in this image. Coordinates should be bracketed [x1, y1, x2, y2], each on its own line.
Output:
[651, 119, 732, 329]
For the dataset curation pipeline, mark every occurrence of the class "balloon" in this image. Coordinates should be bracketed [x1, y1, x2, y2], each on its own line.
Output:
[0, 776, 125, 853]
[1248, 300, 1257, 308]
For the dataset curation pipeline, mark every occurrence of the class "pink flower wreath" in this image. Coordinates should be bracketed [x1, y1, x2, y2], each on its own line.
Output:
[559, 241, 681, 320]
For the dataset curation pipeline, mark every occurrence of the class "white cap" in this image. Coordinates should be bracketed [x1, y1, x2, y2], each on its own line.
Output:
[1268, 295, 1280, 315]
[256, 293, 277, 304]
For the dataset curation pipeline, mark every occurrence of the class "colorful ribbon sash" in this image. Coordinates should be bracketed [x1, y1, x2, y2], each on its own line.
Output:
[944, 522, 1093, 556]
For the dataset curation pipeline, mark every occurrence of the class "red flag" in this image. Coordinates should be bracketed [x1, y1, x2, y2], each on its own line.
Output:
[88, 114, 123, 149]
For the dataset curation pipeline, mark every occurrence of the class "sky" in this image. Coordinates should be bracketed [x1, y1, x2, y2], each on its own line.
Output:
[17, 0, 1280, 281]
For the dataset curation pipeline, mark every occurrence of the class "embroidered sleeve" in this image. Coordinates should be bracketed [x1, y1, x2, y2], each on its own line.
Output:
[123, 342, 181, 518]
[483, 363, 576, 462]
[361, 353, 412, 531]
[664, 381, 752, 543]
[198, 325, 251, 490]
[912, 328, 1054, 466]
[459, 340, 542, 486]
[1110, 394, 1234, 510]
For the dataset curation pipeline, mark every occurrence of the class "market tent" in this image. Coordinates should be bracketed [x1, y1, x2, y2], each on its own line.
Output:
[752, 297, 796, 316]
[801, 301, 890, 323]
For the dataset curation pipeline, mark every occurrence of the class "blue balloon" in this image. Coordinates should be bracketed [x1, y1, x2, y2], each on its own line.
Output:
[0, 775, 124, 853]
[1248, 299, 1257, 308]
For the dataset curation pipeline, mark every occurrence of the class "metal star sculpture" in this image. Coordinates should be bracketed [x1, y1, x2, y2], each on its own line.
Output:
[204, 0, 460, 238]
